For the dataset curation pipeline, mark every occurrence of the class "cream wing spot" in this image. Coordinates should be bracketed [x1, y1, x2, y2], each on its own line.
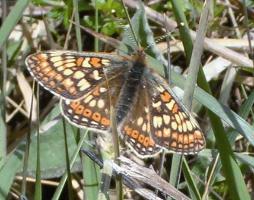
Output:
[186, 121, 193, 131]
[166, 100, 175, 110]
[156, 85, 164, 92]
[89, 100, 96, 107]
[190, 118, 199, 127]
[65, 56, 75, 59]
[171, 121, 178, 130]
[163, 128, 171, 137]
[99, 87, 107, 93]
[63, 78, 73, 87]
[179, 112, 184, 120]
[101, 59, 110, 66]
[144, 107, 149, 113]
[64, 59, 75, 63]
[92, 70, 102, 80]
[84, 95, 93, 103]
[50, 56, 62, 62]
[54, 61, 64, 67]
[153, 116, 163, 128]
[142, 123, 147, 132]
[163, 114, 170, 125]
[63, 69, 73, 76]
[77, 79, 91, 91]
[82, 58, 92, 68]
[64, 62, 76, 68]
[182, 112, 187, 118]
[73, 71, 85, 79]
[97, 99, 105, 108]
[137, 117, 143, 126]
[185, 121, 192, 131]
[175, 114, 181, 124]
[57, 66, 64, 71]
[152, 101, 161, 108]
[178, 125, 183, 132]
[182, 122, 187, 132]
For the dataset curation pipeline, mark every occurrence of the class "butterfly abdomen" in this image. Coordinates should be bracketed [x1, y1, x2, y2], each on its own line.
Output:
[115, 60, 145, 124]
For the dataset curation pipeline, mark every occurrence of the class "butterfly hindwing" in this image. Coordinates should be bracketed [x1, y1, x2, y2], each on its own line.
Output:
[25, 51, 129, 100]
[61, 73, 126, 132]
[146, 71, 205, 154]
[119, 80, 161, 158]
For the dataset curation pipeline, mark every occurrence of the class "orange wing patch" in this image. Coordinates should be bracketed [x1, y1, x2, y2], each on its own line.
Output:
[89, 57, 102, 68]
[123, 125, 156, 149]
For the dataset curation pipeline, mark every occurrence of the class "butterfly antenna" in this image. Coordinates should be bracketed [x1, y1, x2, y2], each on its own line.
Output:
[118, 21, 136, 47]
[120, 0, 141, 49]
[144, 32, 171, 52]
[164, 13, 172, 85]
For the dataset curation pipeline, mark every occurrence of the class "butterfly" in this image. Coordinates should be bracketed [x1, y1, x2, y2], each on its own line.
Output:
[25, 49, 205, 158]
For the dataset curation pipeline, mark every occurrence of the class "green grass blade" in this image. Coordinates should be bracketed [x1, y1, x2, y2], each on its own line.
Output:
[0, 0, 7, 169]
[94, 0, 99, 51]
[239, 90, 254, 119]
[52, 130, 89, 200]
[0, 152, 23, 199]
[235, 153, 254, 168]
[183, 0, 210, 109]
[182, 159, 201, 200]
[21, 81, 35, 196]
[171, 0, 193, 64]
[0, 0, 29, 48]
[208, 111, 250, 200]
[73, 0, 82, 51]
[0, 112, 6, 168]
[82, 133, 100, 200]
[34, 86, 42, 200]
[62, 118, 74, 200]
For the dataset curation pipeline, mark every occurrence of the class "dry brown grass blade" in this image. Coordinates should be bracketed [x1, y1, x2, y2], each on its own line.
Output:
[109, 156, 191, 200]
[16, 71, 37, 122]
[158, 39, 254, 53]
[6, 98, 28, 122]
[70, 20, 122, 49]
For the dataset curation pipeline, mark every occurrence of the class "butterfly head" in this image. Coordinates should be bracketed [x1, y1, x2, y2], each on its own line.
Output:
[132, 48, 146, 65]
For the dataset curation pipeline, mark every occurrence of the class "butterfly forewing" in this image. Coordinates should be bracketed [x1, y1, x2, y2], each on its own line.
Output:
[25, 51, 128, 100]
[146, 71, 205, 154]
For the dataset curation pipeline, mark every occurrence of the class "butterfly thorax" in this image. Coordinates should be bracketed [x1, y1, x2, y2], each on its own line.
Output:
[115, 52, 146, 125]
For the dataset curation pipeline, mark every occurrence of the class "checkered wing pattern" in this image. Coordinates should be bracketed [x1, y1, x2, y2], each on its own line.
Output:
[25, 51, 128, 100]
[146, 72, 205, 154]
[119, 84, 161, 157]
[61, 76, 124, 132]
[26, 49, 205, 158]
